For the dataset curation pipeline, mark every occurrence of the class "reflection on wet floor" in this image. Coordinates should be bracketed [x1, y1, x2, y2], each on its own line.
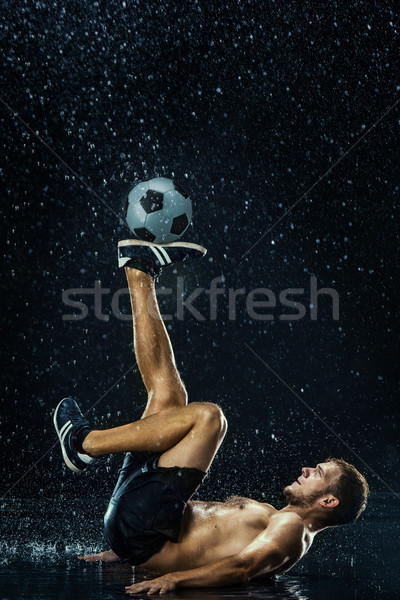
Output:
[0, 561, 396, 600]
[1, 493, 398, 599]
[0, 562, 356, 600]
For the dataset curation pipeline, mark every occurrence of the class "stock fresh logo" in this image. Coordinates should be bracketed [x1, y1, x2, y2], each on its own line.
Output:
[62, 276, 339, 323]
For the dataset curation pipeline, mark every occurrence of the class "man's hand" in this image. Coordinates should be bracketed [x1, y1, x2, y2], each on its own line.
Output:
[125, 574, 177, 596]
[78, 550, 120, 563]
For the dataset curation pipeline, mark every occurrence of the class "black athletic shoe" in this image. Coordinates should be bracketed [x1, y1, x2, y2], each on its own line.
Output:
[53, 398, 94, 473]
[118, 239, 207, 277]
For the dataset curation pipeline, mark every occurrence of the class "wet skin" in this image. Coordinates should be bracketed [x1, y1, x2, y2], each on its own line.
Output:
[80, 463, 341, 595]
[139, 496, 310, 573]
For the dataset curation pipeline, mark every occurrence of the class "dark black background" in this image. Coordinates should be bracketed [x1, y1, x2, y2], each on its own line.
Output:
[1, 0, 399, 510]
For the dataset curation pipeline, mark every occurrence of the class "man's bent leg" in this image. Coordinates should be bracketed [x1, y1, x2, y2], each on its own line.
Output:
[126, 267, 187, 418]
[83, 402, 227, 472]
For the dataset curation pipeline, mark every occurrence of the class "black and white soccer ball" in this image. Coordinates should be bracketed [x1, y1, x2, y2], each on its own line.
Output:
[125, 177, 192, 243]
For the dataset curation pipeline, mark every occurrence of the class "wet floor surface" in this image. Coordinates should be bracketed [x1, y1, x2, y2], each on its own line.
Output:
[1, 493, 398, 599]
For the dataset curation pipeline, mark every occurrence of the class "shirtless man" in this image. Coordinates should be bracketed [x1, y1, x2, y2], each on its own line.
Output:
[54, 238, 369, 596]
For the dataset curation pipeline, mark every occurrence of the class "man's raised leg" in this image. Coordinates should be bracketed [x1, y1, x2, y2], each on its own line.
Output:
[125, 267, 187, 419]
[54, 242, 218, 474]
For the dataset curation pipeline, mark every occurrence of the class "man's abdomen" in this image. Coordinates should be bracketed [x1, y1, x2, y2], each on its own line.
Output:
[140, 500, 271, 572]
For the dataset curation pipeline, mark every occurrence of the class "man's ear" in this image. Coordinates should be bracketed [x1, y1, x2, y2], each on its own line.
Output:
[318, 495, 339, 509]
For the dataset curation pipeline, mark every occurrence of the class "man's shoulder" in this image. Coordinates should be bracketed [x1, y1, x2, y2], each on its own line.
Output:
[270, 510, 305, 527]
[266, 512, 307, 554]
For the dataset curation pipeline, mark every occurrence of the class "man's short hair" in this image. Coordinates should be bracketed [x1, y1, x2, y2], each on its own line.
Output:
[324, 457, 369, 525]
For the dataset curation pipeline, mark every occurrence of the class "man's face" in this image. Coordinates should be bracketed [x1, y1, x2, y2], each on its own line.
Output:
[283, 461, 341, 507]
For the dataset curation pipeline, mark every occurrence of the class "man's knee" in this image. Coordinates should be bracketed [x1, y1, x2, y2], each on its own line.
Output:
[193, 402, 227, 438]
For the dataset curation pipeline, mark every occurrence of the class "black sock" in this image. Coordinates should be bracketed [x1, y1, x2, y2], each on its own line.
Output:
[72, 425, 94, 456]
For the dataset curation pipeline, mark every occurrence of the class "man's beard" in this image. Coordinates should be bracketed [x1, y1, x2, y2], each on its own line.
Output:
[283, 485, 322, 508]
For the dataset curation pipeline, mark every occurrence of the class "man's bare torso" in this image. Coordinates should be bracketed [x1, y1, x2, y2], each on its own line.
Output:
[141, 496, 312, 574]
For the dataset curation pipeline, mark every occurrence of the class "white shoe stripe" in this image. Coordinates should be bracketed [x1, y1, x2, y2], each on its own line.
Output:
[118, 239, 206, 255]
[61, 422, 73, 444]
[78, 452, 94, 464]
[158, 246, 171, 264]
[119, 256, 132, 268]
[150, 246, 165, 265]
[59, 420, 71, 439]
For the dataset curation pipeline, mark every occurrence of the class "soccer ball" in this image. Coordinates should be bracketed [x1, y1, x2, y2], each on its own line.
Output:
[125, 177, 192, 243]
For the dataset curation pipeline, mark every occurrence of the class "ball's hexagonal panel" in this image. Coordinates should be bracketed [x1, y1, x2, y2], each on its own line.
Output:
[126, 199, 148, 231]
[146, 177, 175, 194]
[128, 181, 149, 204]
[133, 227, 156, 242]
[173, 181, 189, 199]
[145, 210, 173, 242]
[182, 196, 192, 224]
[171, 213, 189, 235]
[140, 190, 164, 214]
[162, 189, 192, 223]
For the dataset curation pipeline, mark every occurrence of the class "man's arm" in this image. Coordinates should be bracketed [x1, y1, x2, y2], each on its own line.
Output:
[125, 514, 306, 595]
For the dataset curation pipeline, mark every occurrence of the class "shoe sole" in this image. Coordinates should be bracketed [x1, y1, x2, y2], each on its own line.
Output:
[53, 399, 83, 473]
[118, 239, 207, 256]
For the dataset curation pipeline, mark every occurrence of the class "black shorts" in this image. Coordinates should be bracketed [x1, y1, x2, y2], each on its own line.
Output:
[103, 451, 206, 566]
